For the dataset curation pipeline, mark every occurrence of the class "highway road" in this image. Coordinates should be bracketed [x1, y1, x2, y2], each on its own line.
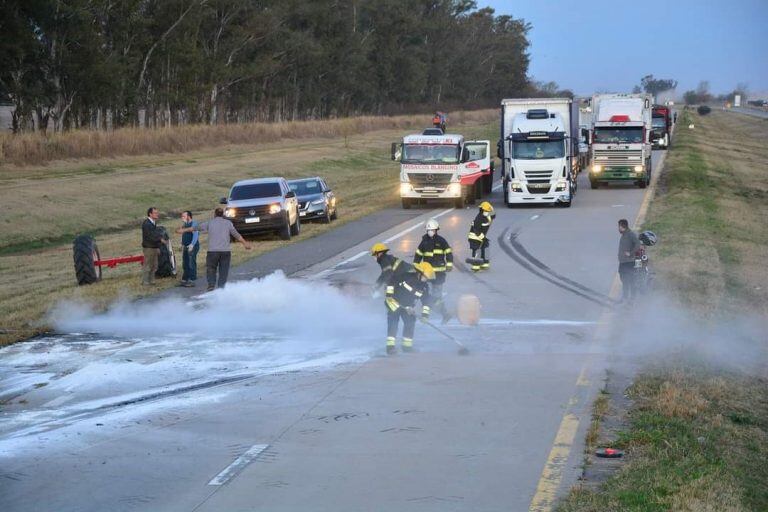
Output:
[729, 106, 768, 119]
[0, 149, 665, 511]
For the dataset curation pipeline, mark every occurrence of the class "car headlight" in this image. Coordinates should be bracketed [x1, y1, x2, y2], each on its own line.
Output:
[633, 165, 643, 172]
[400, 183, 412, 194]
[224, 208, 235, 218]
[268, 204, 282, 214]
[311, 198, 326, 205]
[592, 164, 602, 173]
[447, 182, 461, 195]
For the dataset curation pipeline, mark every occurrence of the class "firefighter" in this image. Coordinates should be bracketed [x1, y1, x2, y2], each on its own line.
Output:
[385, 262, 435, 354]
[467, 201, 495, 271]
[371, 242, 414, 298]
[413, 218, 453, 323]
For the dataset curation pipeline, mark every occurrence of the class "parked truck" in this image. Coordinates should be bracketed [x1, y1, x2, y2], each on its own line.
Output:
[651, 105, 672, 150]
[391, 133, 493, 209]
[589, 93, 653, 189]
[498, 98, 580, 207]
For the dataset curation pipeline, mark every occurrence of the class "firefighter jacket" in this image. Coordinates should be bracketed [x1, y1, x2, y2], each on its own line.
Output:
[385, 272, 432, 318]
[414, 234, 453, 272]
[375, 253, 414, 290]
[468, 211, 495, 243]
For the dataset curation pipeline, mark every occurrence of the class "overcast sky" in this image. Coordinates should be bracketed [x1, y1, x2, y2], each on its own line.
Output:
[483, 0, 768, 98]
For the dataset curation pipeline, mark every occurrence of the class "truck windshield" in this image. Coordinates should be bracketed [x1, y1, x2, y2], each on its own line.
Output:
[402, 144, 460, 164]
[230, 183, 282, 200]
[651, 117, 666, 129]
[593, 127, 643, 144]
[512, 140, 564, 159]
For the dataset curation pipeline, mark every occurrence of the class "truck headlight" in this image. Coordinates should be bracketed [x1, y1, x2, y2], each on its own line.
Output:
[400, 183, 412, 194]
[510, 180, 523, 192]
[268, 204, 282, 214]
[224, 208, 235, 218]
[633, 165, 643, 173]
[555, 179, 568, 191]
[447, 182, 461, 195]
[592, 164, 602, 173]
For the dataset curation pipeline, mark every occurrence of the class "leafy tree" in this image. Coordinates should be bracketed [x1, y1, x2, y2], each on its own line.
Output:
[640, 74, 678, 96]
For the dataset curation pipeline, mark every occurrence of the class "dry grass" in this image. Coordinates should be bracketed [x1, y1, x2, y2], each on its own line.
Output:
[0, 110, 496, 167]
[0, 113, 498, 345]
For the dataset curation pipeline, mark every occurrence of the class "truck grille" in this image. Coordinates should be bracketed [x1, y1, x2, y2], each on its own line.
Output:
[407, 173, 453, 186]
[593, 149, 643, 166]
[523, 170, 553, 184]
[229, 205, 272, 219]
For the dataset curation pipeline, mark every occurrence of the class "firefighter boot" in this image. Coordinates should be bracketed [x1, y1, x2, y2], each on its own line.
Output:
[402, 337, 414, 353]
[386, 336, 397, 355]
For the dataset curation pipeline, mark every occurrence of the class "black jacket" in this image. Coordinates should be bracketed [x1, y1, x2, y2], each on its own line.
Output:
[375, 253, 414, 289]
[386, 271, 432, 318]
[413, 234, 453, 272]
[468, 211, 494, 242]
[142, 218, 163, 249]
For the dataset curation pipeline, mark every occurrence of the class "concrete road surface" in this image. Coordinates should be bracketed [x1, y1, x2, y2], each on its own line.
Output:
[728, 106, 768, 119]
[0, 150, 665, 512]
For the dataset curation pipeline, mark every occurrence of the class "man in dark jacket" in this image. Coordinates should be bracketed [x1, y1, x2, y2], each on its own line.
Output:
[370, 242, 414, 297]
[414, 218, 453, 322]
[617, 218, 641, 302]
[141, 207, 167, 286]
[179, 211, 199, 287]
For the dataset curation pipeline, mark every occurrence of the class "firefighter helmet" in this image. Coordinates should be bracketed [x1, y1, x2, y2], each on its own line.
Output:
[425, 218, 439, 231]
[414, 262, 436, 280]
[370, 242, 389, 255]
[479, 201, 494, 212]
[639, 231, 658, 246]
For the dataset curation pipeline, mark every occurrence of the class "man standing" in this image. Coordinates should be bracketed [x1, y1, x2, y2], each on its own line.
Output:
[414, 218, 453, 323]
[385, 262, 435, 354]
[141, 207, 167, 286]
[177, 208, 252, 291]
[467, 201, 495, 272]
[179, 211, 199, 287]
[618, 218, 641, 303]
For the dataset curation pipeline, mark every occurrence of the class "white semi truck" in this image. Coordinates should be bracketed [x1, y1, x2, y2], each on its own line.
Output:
[588, 93, 653, 189]
[391, 133, 493, 209]
[498, 98, 580, 207]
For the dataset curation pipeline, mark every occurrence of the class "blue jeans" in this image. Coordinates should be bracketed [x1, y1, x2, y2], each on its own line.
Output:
[182, 243, 199, 281]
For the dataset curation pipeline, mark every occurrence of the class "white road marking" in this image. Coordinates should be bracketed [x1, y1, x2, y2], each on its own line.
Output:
[611, 204, 625, 208]
[43, 395, 75, 408]
[455, 318, 597, 327]
[208, 444, 269, 486]
[530, 214, 540, 220]
[492, 182, 503, 191]
[314, 208, 454, 279]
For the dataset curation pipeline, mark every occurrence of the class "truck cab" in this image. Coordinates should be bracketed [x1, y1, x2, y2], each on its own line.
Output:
[392, 134, 493, 209]
[500, 98, 579, 207]
[589, 94, 653, 189]
[651, 105, 671, 149]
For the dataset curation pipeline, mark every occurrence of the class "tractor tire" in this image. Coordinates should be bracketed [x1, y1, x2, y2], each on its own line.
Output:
[155, 227, 177, 278]
[73, 235, 102, 285]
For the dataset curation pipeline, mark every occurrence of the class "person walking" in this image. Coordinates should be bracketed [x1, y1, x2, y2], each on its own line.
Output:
[385, 262, 435, 354]
[413, 218, 453, 323]
[617, 218, 641, 303]
[467, 201, 495, 272]
[179, 211, 199, 287]
[177, 207, 252, 291]
[141, 207, 167, 286]
[370, 242, 414, 298]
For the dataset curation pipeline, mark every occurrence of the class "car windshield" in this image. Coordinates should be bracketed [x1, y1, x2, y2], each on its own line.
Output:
[512, 140, 564, 159]
[652, 117, 666, 129]
[289, 180, 322, 195]
[402, 144, 460, 164]
[593, 127, 643, 143]
[230, 183, 282, 200]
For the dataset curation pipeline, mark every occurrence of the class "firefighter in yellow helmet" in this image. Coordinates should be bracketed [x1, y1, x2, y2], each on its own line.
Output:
[467, 201, 495, 271]
[384, 261, 435, 354]
[414, 218, 453, 323]
[371, 242, 414, 298]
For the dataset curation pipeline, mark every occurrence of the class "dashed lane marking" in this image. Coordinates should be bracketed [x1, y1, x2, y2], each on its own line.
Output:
[208, 444, 270, 486]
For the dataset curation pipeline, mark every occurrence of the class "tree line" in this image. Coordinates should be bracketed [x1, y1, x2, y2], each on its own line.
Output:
[0, 0, 534, 133]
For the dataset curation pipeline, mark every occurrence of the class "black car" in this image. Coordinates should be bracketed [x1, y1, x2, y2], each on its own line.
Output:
[220, 177, 300, 240]
[287, 177, 338, 223]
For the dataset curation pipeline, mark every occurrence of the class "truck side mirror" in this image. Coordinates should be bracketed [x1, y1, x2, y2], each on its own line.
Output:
[496, 139, 502, 159]
[390, 142, 402, 161]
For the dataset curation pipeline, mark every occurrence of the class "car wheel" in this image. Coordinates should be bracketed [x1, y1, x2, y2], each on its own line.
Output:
[330, 208, 338, 221]
[290, 210, 300, 236]
[280, 214, 291, 240]
[322, 210, 331, 224]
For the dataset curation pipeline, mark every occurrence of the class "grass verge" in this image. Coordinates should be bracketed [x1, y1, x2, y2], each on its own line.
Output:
[557, 110, 768, 511]
[0, 113, 498, 346]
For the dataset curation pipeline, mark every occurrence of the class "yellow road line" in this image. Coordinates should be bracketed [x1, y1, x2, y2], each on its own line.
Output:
[528, 150, 668, 511]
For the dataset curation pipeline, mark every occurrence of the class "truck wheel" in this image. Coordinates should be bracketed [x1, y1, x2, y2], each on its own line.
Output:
[590, 180, 599, 189]
[155, 227, 177, 278]
[503, 179, 513, 208]
[454, 189, 465, 209]
[401, 198, 412, 209]
[484, 173, 493, 195]
[279, 215, 291, 240]
[73, 235, 102, 285]
[290, 211, 301, 235]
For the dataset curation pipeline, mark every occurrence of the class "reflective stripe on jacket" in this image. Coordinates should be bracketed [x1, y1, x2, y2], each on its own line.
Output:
[413, 234, 453, 272]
